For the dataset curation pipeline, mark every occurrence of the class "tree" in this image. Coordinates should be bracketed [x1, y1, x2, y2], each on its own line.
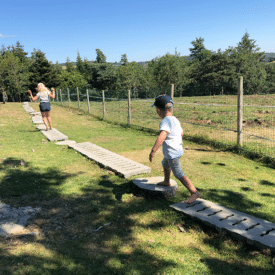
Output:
[29, 49, 58, 91]
[95, 62, 118, 90]
[196, 48, 237, 94]
[57, 70, 87, 88]
[65, 57, 75, 72]
[189, 37, 212, 61]
[265, 63, 275, 93]
[76, 51, 84, 74]
[0, 52, 30, 101]
[120, 54, 128, 65]
[117, 61, 147, 97]
[11, 41, 28, 63]
[147, 53, 189, 95]
[96, 49, 106, 63]
[234, 32, 266, 94]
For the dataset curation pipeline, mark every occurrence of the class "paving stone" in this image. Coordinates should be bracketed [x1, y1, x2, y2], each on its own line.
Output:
[32, 115, 43, 124]
[170, 198, 275, 252]
[29, 111, 41, 116]
[55, 140, 77, 145]
[68, 142, 151, 178]
[24, 107, 35, 113]
[133, 177, 178, 191]
[41, 128, 68, 142]
[35, 124, 46, 130]
[133, 177, 178, 198]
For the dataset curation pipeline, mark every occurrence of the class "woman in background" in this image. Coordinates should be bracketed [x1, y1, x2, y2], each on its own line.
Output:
[28, 83, 55, 131]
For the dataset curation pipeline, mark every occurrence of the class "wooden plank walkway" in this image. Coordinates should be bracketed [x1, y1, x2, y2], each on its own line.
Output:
[41, 128, 68, 142]
[68, 142, 151, 178]
[170, 199, 275, 252]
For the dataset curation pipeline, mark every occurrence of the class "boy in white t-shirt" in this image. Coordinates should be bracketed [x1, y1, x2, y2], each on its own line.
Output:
[149, 94, 201, 203]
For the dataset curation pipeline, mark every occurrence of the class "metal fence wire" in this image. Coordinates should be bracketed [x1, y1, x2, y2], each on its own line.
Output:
[52, 83, 275, 159]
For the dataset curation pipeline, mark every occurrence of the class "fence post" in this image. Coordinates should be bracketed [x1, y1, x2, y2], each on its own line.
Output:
[56, 88, 59, 102]
[127, 90, 131, 125]
[77, 87, 80, 109]
[60, 89, 63, 104]
[171, 84, 174, 99]
[102, 90, 105, 119]
[171, 84, 174, 115]
[67, 88, 70, 107]
[87, 89, 91, 114]
[237, 76, 243, 146]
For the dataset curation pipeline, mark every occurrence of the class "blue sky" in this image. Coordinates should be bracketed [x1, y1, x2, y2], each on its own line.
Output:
[1, 0, 274, 63]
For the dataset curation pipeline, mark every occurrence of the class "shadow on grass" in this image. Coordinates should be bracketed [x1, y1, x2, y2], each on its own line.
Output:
[0, 160, 176, 274]
[199, 187, 274, 223]
[0, 159, 274, 274]
[201, 258, 271, 275]
[0, 157, 80, 203]
[260, 180, 275, 186]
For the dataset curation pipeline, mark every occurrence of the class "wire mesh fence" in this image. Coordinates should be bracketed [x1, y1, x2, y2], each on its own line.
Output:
[52, 85, 275, 159]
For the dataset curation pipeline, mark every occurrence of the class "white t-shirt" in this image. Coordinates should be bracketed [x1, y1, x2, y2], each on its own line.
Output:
[159, 116, 183, 159]
[37, 91, 50, 102]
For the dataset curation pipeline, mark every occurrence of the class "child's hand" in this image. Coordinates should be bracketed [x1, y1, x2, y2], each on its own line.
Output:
[149, 151, 155, 163]
[27, 90, 32, 94]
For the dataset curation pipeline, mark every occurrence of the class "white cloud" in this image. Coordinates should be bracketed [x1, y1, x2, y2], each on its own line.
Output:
[0, 34, 17, 38]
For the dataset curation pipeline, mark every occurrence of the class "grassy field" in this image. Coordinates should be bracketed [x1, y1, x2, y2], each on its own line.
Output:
[56, 93, 275, 159]
[0, 102, 274, 274]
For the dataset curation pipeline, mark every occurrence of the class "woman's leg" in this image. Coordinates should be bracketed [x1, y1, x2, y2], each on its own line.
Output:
[41, 112, 49, 131]
[45, 111, 52, 130]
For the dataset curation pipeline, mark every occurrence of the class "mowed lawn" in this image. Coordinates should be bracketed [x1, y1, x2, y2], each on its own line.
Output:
[0, 102, 274, 275]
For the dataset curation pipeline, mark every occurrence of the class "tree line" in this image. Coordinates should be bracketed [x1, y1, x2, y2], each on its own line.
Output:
[1, 32, 275, 102]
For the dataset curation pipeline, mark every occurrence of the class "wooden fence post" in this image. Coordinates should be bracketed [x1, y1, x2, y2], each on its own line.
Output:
[87, 89, 91, 114]
[102, 90, 105, 119]
[56, 88, 59, 102]
[67, 88, 70, 107]
[77, 87, 80, 109]
[171, 84, 174, 115]
[171, 84, 174, 100]
[60, 89, 63, 104]
[237, 76, 243, 146]
[127, 90, 131, 125]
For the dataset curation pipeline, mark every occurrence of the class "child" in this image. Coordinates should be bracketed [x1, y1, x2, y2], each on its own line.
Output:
[28, 83, 55, 131]
[149, 94, 201, 203]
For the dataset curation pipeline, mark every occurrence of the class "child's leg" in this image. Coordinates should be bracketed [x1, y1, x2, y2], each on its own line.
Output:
[41, 112, 49, 131]
[169, 157, 201, 203]
[45, 111, 52, 130]
[157, 158, 172, 186]
[179, 176, 201, 203]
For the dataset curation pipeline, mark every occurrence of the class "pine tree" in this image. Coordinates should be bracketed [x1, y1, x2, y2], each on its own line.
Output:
[29, 49, 57, 91]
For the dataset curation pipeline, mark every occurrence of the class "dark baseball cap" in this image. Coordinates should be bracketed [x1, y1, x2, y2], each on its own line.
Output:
[151, 94, 174, 110]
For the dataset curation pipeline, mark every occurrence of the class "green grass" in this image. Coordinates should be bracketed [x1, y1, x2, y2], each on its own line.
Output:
[0, 102, 274, 274]
[56, 93, 275, 159]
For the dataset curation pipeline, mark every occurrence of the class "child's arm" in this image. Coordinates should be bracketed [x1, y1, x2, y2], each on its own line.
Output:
[28, 90, 38, 102]
[49, 88, 55, 99]
[149, 130, 167, 163]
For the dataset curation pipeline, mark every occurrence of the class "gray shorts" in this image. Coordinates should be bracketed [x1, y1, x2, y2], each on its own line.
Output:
[39, 102, 51, 112]
[162, 157, 185, 179]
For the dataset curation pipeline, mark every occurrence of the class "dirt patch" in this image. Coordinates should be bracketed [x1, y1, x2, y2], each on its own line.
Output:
[243, 119, 267, 127]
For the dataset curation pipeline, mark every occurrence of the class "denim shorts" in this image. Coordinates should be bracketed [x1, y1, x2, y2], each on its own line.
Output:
[162, 157, 185, 179]
[39, 102, 51, 112]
